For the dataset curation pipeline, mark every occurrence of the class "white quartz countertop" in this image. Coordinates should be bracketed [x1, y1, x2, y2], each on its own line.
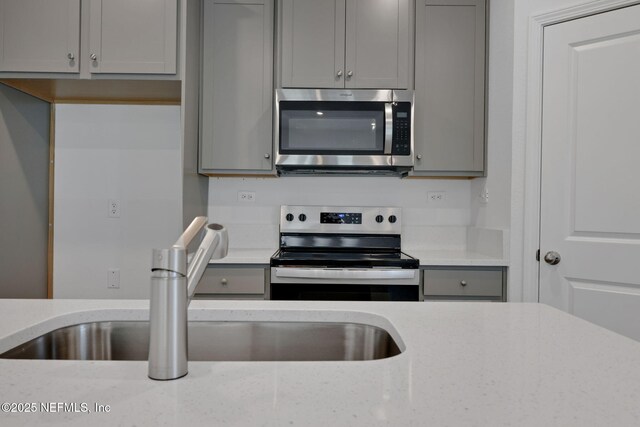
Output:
[1, 300, 639, 426]
[209, 248, 508, 267]
[208, 248, 276, 265]
[405, 249, 508, 266]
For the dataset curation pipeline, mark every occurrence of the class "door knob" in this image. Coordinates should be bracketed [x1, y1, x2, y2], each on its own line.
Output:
[90, 53, 97, 61]
[416, 154, 422, 160]
[264, 153, 271, 159]
[347, 70, 353, 78]
[336, 70, 343, 78]
[544, 251, 561, 265]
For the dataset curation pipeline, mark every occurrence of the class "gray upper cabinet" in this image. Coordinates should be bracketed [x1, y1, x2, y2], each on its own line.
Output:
[200, 0, 274, 174]
[278, 0, 412, 89]
[0, 0, 177, 77]
[0, 0, 80, 73]
[279, 0, 345, 88]
[413, 0, 486, 176]
[344, 0, 412, 89]
[88, 0, 177, 74]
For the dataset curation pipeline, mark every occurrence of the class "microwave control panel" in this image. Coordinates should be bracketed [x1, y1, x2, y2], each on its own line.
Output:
[392, 102, 412, 155]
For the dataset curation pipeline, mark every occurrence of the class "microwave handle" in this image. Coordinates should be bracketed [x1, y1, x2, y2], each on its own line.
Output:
[384, 103, 393, 154]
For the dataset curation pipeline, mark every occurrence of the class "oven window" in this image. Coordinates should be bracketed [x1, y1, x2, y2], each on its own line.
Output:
[280, 101, 385, 154]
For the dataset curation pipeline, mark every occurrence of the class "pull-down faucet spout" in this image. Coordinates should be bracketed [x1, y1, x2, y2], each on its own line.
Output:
[148, 217, 228, 380]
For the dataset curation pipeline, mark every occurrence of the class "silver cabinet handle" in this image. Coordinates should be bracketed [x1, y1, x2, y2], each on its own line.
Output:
[460, 280, 467, 287]
[67, 53, 75, 60]
[90, 53, 97, 61]
[336, 70, 343, 78]
[264, 153, 271, 159]
[221, 278, 228, 285]
[416, 154, 422, 160]
[346, 70, 353, 78]
[544, 251, 561, 265]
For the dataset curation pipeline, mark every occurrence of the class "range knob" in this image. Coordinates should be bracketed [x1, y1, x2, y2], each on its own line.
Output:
[388, 215, 397, 224]
[375, 215, 384, 223]
[286, 213, 294, 222]
[298, 214, 307, 222]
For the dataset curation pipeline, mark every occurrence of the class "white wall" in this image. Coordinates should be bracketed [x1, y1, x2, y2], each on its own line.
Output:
[470, 0, 514, 231]
[208, 177, 472, 249]
[0, 84, 50, 298]
[53, 104, 182, 299]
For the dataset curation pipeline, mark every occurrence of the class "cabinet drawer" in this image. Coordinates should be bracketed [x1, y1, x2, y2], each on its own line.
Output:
[423, 268, 502, 298]
[196, 268, 265, 295]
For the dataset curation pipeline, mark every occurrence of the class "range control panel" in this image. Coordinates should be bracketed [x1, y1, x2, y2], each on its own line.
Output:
[280, 206, 401, 234]
[320, 212, 362, 224]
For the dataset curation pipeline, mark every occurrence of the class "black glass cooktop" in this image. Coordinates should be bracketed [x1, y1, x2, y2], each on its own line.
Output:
[270, 249, 419, 269]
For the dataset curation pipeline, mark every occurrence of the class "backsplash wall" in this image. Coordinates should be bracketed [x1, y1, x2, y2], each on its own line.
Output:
[208, 177, 472, 249]
[54, 104, 182, 299]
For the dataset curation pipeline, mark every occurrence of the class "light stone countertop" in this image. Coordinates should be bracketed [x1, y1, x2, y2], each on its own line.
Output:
[208, 248, 276, 265]
[1, 299, 639, 426]
[406, 249, 508, 266]
[209, 248, 508, 267]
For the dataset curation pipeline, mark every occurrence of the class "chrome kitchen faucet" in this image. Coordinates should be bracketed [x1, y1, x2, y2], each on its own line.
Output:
[148, 217, 228, 380]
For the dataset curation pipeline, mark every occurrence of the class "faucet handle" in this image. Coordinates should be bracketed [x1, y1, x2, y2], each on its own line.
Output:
[173, 216, 208, 250]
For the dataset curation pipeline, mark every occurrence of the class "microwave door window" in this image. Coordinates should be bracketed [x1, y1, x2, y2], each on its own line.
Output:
[280, 108, 385, 154]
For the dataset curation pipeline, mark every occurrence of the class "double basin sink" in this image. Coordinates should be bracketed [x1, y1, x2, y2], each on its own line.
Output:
[0, 321, 401, 361]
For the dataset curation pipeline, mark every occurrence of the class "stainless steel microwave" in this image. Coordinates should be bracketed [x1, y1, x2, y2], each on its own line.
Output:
[274, 89, 414, 176]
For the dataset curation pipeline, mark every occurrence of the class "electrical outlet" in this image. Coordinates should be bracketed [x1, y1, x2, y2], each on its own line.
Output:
[427, 191, 446, 203]
[107, 269, 120, 289]
[237, 191, 256, 202]
[479, 188, 489, 204]
[108, 199, 121, 218]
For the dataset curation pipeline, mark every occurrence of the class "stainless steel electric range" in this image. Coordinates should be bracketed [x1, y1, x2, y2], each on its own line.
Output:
[269, 206, 420, 301]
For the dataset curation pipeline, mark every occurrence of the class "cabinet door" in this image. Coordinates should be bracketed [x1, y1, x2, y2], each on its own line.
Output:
[196, 267, 266, 296]
[89, 0, 177, 74]
[280, 0, 345, 88]
[414, 0, 485, 175]
[0, 0, 80, 73]
[200, 0, 273, 173]
[344, 0, 411, 89]
[423, 267, 503, 300]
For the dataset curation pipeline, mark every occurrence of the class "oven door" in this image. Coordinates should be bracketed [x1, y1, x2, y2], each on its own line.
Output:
[269, 267, 421, 301]
[275, 89, 394, 169]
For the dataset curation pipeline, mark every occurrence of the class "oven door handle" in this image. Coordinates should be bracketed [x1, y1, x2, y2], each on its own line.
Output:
[273, 268, 416, 280]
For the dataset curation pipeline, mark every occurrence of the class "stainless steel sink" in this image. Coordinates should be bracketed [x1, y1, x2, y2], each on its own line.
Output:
[0, 321, 401, 361]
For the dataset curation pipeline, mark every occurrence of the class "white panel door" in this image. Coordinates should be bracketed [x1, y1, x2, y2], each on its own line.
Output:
[0, 0, 80, 72]
[540, 5, 640, 341]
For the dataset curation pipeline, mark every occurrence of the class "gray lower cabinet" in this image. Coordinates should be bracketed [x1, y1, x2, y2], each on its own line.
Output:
[413, 0, 486, 176]
[423, 267, 505, 301]
[200, 0, 274, 174]
[194, 266, 267, 299]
